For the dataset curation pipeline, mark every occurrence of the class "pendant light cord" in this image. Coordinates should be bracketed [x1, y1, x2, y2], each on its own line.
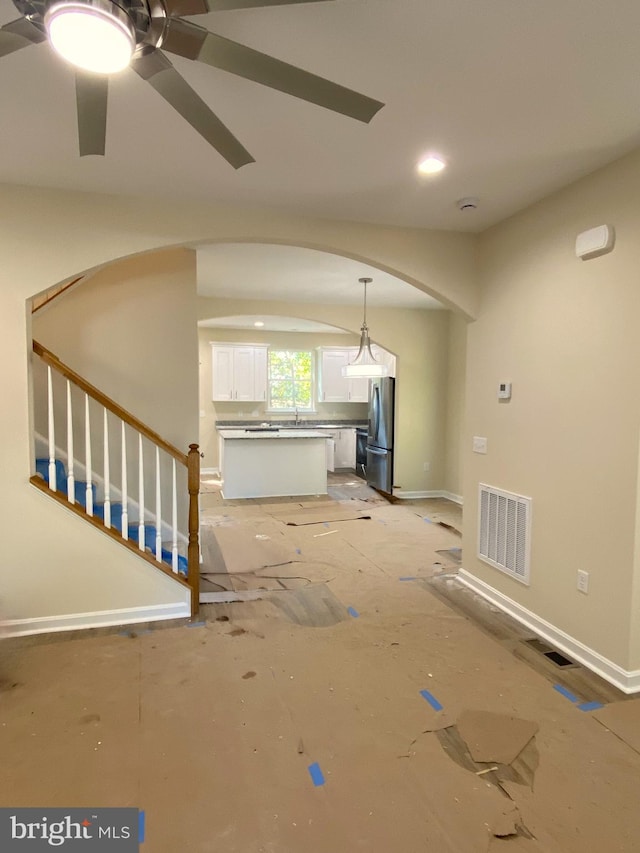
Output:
[359, 276, 372, 331]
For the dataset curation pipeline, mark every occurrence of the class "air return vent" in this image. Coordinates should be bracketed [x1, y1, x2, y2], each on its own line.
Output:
[478, 484, 531, 584]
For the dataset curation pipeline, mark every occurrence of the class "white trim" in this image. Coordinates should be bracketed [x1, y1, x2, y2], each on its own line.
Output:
[2, 602, 191, 638]
[441, 491, 463, 505]
[458, 569, 640, 695]
[393, 489, 463, 504]
[201, 468, 220, 476]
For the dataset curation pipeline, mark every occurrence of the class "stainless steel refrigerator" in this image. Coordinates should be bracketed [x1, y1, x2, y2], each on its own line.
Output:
[366, 377, 395, 493]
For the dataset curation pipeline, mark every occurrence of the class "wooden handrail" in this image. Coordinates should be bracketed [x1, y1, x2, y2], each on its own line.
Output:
[32, 277, 84, 313]
[33, 339, 188, 466]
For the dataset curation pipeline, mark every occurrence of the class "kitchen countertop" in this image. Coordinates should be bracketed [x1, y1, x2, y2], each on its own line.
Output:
[218, 429, 331, 440]
[216, 422, 367, 431]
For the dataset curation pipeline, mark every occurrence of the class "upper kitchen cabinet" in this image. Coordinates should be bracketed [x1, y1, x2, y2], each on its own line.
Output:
[318, 346, 395, 403]
[211, 344, 268, 402]
[319, 349, 350, 403]
[371, 345, 396, 378]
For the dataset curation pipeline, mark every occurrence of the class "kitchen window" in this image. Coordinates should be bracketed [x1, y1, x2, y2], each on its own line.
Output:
[268, 350, 314, 411]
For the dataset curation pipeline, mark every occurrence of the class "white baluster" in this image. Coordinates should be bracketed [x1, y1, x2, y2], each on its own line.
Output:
[103, 408, 111, 528]
[66, 380, 74, 503]
[121, 421, 128, 540]
[84, 393, 93, 516]
[138, 434, 145, 551]
[172, 459, 178, 573]
[155, 447, 162, 561]
[47, 366, 57, 492]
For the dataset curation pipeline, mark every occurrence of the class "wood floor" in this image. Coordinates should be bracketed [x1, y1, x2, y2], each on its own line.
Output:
[1, 478, 639, 852]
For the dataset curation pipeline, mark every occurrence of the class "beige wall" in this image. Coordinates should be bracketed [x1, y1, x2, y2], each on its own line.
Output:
[466, 146, 640, 672]
[33, 249, 199, 451]
[32, 249, 199, 533]
[444, 312, 467, 499]
[198, 297, 451, 494]
[0, 183, 476, 629]
[198, 326, 368, 467]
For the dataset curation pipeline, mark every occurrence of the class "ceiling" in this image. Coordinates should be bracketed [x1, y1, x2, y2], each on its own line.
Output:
[198, 314, 350, 333]
[2, 0, 640, 233]
[197, 243, 443, 309]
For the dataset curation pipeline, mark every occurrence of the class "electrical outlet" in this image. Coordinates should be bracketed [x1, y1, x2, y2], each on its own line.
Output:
[473, 436, 488, 454]
[577, 570, 589, 594]
[423, 462, 430, 472]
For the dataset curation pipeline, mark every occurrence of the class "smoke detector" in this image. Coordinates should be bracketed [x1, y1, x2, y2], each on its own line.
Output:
[457, 197, 479, 211]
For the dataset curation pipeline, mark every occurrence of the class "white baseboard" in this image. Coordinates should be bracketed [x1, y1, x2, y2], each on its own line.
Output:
[2, 602, 190, 638]
[201, 468, 220, 476]
[458, 569, 640, 695]
[393, 489, 463, 504]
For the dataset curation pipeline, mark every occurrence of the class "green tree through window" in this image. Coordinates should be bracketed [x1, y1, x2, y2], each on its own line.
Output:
[268, 351, 313, 410]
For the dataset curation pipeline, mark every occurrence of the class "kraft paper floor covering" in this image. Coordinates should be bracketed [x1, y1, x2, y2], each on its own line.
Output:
[1, 490, 640, 852]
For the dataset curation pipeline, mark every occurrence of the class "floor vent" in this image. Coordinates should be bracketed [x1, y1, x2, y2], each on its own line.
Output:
[478, 484, 531, 584]
[524, 638, 578, 669]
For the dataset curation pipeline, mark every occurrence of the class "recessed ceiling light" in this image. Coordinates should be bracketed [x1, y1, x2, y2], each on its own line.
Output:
[254, 321, 265, 327]
[417, 155, 447, 175]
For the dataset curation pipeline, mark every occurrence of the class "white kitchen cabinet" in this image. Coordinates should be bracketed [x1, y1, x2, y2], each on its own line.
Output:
[318, 428, 356, 469]
[319, 347, 394, 402]
[211, 344, 268, 402]
[347, 375, 369, 403]
[319, 349, 350, 403]
[371, 345, 396, 378]
[336, 428, 356, 468]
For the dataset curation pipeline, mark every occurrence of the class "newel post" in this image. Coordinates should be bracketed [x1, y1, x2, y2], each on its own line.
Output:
[187, 443, 201, 618]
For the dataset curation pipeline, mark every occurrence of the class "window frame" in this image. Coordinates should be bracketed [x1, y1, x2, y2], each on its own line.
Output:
[266, 348, 316, 413]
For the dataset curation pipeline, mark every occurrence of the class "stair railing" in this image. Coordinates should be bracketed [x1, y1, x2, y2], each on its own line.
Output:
[31, 340, 200, 617]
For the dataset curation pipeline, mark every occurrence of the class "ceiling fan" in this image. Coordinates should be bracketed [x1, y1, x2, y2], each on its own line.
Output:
[0, 0, 384, 167]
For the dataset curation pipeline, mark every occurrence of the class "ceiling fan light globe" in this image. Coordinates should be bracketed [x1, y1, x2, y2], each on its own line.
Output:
[45, 1, 136, 74]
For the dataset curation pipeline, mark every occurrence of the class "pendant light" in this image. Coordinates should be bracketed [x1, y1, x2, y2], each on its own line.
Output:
[342, 277, 388, 378]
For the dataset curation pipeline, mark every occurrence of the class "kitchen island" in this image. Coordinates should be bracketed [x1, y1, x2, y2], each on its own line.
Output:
[218, 428, 329, 499]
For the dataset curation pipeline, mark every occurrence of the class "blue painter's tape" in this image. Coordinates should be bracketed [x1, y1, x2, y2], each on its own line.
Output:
[423, 517, 433, 523]
[295, 548, 302, 555]
[420, 689, 443, 711]
[399, 577, 417, 581]
[308, 762, 325, 787]
[138, 810, 145, 843]
[578, 701, 604, 712]
[553, 684, 579, 703]
[347, 607, 359, 618]
[187, 620, 206, 629]
[323, 522, 330, 528]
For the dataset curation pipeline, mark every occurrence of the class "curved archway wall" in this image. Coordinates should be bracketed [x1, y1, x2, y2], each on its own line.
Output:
[3, 183, 476, 630]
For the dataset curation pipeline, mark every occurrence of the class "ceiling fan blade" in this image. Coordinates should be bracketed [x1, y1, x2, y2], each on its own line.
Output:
[162, 0, 210, 17]
[0, 18, 46, 59]
[162, 0, 331, 14]
[132, 51, 255, 169]
[161, 20, 384, 123]
[207, 0, 334, 9]
[76, 72, 108, 156]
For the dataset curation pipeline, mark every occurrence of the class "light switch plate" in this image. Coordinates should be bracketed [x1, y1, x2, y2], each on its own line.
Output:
[473, 436, 488, 454]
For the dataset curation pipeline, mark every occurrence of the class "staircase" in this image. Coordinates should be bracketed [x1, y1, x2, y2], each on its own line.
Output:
[34, 457, 189, 576]
[31, 340, 200, 616]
